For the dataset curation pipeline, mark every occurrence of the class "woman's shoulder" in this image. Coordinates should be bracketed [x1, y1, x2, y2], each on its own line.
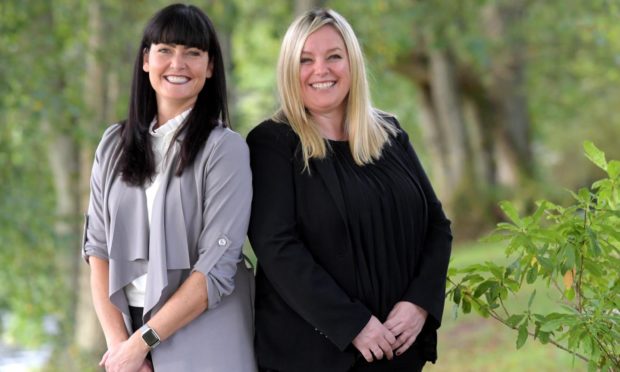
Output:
[94, 123, 123, 160]
[205, 125, 248, 154]
[247, 117, 298, 147]
[374, 109, 401, 130]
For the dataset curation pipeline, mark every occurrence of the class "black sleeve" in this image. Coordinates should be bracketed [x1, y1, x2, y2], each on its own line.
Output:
[392, 118, 453, 329]
[247, 121, 371, 350]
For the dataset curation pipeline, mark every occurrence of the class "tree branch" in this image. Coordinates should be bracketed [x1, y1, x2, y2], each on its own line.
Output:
[448, 278, 592, 364]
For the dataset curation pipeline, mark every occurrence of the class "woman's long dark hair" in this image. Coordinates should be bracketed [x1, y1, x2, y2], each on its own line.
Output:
[119, 3, 229, 186]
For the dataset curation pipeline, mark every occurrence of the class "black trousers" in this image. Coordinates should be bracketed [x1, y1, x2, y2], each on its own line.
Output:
[259, 354, 426, 372]
[129, 306, 152, 362]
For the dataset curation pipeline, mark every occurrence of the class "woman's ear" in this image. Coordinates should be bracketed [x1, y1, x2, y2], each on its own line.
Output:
[143, 48, 150, 72]
[206, 60, 214, 78]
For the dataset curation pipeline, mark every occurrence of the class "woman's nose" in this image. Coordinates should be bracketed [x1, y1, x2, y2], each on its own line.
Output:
[314, 59, 328, 75]
[170, 53, 186, 70]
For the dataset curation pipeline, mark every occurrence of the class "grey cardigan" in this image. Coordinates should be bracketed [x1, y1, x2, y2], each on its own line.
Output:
[83, 123, 257, 371]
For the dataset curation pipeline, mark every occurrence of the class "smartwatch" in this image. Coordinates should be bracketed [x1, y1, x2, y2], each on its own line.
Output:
[139, 324, 161, 350]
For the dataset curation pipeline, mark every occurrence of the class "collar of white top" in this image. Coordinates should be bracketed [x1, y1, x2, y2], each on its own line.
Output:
[149, 108, 192, 138]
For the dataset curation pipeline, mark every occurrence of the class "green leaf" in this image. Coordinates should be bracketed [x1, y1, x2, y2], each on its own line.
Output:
[607, 160, 620, 178]
[453, 286, 462, 305]
[487, 262, 504, 280]
[531, 200, 549, 223]
[473, 280, 495, 298]
[506, 314, 525, 328]
[567, 326, 584, 350]
[583, 141, 607, 171]
[563, 244, 576, 269]
[578, 188, 593, 205]
[527, 289, 537, 309]
[461, 273, 485, 284]
[462, 298, 471, 314]
[516, 323, 528, 349]
[499, 201, 523, 227]
[538, 331, 550, 344]
[536, 255, 554, 271]
[540, 316, 567, 332]
[452, 303, 459, 320]
[526, 266, 538, 284]
[587, 228, 602, 256]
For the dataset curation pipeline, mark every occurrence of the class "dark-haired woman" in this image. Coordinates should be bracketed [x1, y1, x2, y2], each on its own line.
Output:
[82, 4, 256, 371]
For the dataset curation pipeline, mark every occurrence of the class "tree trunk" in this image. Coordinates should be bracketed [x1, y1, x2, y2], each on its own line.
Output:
[74, 0, 105, 353]
[392, 46, 508, 237]
[428, 49, 473, 193]
[483, 0, 533, 186]
[295, 0, 325, 16]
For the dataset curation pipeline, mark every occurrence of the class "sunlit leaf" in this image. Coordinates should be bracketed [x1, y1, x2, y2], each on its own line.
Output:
[583, 141, 607, 171]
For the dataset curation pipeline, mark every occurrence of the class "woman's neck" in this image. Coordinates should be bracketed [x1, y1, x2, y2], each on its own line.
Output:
[310, 109, 347, 141]
[155, 99, 195, 129]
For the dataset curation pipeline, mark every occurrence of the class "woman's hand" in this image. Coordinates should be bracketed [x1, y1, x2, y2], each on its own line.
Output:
[99, 333, 150, 372]
[383, 301, 428, 356]
[352, 315, 396, 362]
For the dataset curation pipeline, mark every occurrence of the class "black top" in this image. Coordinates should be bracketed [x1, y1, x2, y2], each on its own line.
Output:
[329, 140, 425, 321]
[247, 118, 452, 372]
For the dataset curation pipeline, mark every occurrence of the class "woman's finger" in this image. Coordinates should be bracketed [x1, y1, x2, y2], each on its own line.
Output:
[379, 339, 394, 360]
[360, 348, 374, 363]
[371, 347, 384, 360]
[98, 350, 109, 366]
[395, 334, 417, 356]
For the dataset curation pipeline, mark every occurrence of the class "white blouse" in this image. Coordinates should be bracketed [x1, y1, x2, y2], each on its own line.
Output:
[124, 109, 190, 307]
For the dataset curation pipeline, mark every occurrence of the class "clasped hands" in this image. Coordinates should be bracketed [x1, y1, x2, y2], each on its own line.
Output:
[352, 301, 428, 363]
[99, 332, 153, 372]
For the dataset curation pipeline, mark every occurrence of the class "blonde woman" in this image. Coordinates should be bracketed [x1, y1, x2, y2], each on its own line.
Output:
[247, 8, 452, 372]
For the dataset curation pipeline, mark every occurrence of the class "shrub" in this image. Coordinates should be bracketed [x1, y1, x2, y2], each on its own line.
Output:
[447, 142, 620, 371]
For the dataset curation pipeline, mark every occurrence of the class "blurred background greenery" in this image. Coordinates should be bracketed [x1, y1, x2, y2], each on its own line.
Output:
[1, 0, 618, 370]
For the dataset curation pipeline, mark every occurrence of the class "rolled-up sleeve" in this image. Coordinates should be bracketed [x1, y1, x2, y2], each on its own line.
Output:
[83, 139, 109, 263]
[192, 130, 252, 309]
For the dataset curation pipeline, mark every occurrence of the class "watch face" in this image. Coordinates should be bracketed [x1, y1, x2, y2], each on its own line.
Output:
[142, 328, 159, 347]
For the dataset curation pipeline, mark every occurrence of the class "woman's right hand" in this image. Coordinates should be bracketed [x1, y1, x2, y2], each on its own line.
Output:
[100, 348, 153, 372]
[351, 315, 396, 362]
[99, 333, 150, 372]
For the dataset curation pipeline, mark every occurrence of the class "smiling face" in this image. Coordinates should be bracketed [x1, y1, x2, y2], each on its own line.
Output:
[143, 43, 213, 114]
[299, 25, 351, 119]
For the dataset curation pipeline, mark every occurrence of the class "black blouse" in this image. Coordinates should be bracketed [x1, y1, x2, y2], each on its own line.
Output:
[328, 139, 425, 320]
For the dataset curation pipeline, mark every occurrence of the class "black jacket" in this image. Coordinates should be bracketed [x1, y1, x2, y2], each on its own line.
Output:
[247, 117, 452, 372]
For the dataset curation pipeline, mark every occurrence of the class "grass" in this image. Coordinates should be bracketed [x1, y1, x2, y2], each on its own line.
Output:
[426, 241, 588, 372]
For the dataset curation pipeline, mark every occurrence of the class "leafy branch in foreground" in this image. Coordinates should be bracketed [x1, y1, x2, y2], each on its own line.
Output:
[447, 141, 620, 371]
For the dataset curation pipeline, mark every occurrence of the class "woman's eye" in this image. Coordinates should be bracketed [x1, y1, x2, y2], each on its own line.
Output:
[300, 57, 312, 64]
[158, 48, 171, 54]
[187, 50, 202, 57]
[328, 54, 342, 60]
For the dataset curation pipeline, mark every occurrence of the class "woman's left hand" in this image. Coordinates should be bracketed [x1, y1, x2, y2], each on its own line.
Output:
[383, 301, 428, 356]
[99, 333, 150, 372]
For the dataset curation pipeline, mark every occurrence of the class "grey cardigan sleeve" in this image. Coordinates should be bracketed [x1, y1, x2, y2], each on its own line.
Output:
[192, 129, 252, 309]
[82, 125, 119, 263]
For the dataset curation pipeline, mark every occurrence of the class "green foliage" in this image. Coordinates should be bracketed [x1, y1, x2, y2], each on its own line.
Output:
[447, 142, 620, 371]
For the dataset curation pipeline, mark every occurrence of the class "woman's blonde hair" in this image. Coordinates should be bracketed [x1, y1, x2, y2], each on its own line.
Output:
[274, 8, 396, 170]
